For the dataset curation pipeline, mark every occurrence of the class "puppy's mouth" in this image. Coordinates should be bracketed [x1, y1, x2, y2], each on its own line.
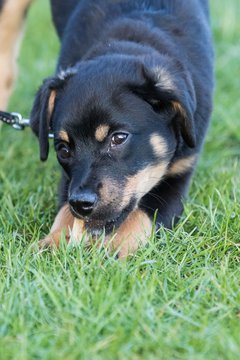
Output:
[69, 200, 136, 235]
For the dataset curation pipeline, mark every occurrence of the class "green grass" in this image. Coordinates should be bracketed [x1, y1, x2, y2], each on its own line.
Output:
[0, 0, 240, 359]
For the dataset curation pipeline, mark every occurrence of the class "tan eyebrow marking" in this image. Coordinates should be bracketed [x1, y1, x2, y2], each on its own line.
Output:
[150, 133, 168, 157]
[95, 124, 110, 142]
[167, 155, 197, 176]
[59, 130, 70, 143]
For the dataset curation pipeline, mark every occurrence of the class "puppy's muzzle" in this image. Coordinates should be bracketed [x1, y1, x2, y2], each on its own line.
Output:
[69, 189, 98, 217]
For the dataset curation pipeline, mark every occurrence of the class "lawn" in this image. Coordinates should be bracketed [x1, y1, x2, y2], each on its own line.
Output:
[0, 1, 240, 359]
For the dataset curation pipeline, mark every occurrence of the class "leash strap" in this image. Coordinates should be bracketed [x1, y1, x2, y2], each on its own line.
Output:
[0, 110, 53, 138]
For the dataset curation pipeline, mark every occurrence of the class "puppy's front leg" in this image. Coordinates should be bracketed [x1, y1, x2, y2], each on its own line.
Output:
[39, 204, 84, 249]
[110, 209, 153, 259]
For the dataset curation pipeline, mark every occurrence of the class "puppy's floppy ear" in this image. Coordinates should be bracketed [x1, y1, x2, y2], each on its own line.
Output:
[30, 68, 76, 161]
[132, 63, 197, 148]
[30, 76, 60, 161]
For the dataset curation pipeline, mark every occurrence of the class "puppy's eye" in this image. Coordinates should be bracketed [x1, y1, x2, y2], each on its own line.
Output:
[57, 144, 71, 160]
[110, 132, 129, 147]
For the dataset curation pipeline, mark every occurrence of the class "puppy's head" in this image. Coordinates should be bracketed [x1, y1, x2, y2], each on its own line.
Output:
[31, 55, 196, 234]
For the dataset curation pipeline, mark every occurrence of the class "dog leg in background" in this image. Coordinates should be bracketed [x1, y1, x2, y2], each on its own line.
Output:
[109, 209, 153, 259]
[0, 0, 31, 110]
[39, 204, 78, 249]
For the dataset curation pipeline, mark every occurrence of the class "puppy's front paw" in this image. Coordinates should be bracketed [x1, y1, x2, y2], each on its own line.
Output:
[38, 204, 76, 250]
[68, 218, 86, 245]
[38, 231, 69, 250]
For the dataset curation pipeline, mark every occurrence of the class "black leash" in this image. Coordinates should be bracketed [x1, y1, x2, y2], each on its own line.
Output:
[0, 110, 53, 138]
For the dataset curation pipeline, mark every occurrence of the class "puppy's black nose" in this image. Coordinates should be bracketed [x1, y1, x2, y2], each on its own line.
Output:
[69, 189, 98, 217]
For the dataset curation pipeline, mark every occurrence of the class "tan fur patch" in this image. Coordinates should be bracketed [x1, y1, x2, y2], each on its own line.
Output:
[122, 162, 168, 207]
[150, 133, 168, 157]
[39, 205, 87, 248]
[95, 125, 110, 142]
[59, 130, 70, 143]
[49, 204, 74, 233]
[172, 101, 187, 119]
[110, 209, 152, 258]
[48, 90, 56, 120]
[99, 178, 120, 206]
[167, 155, 197, 176]
[0, 0, 32, 109]
[69, 218, 86, 245]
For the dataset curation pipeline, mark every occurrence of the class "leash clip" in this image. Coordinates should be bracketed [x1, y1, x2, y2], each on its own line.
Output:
[10, 112, 54, 138]
[0, 110, 54, 138]
[10, 112, 30, 131]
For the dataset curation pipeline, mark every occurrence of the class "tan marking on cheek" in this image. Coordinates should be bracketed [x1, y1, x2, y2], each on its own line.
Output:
[95, 125, 110, 142]
[99, 178, 121, 205]
[122, 162, 168, 207]
[150, 133, 168, 157]
[110, 209, 152, 258]
[167, 155, 197, 176]
[59, 130, 70, 143]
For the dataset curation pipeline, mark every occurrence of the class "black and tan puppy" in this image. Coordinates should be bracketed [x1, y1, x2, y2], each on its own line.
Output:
[31, 0, 214, 257]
